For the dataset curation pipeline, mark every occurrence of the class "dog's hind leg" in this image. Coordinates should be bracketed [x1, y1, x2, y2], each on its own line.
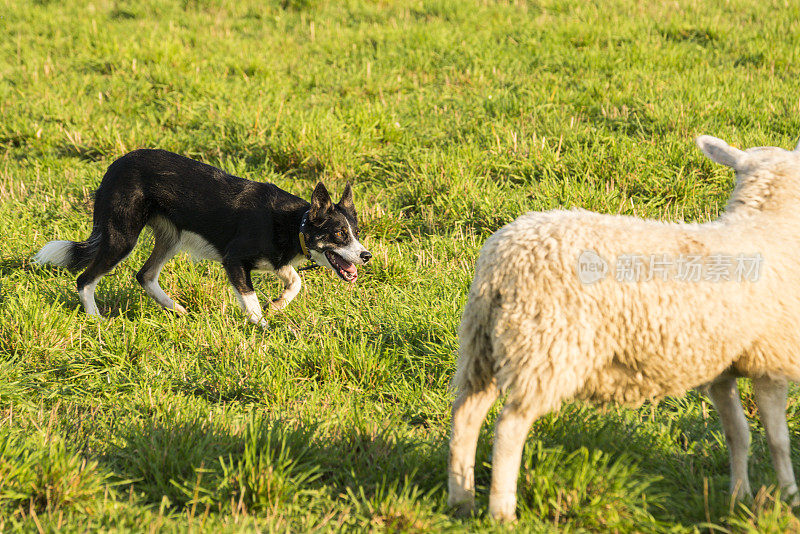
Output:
[72, 169, 149, 317]
[271, 265, 301, 310]
[76, 228, 141, 317]
[136, 221, 185, 315]
[76, 276, 102, 316]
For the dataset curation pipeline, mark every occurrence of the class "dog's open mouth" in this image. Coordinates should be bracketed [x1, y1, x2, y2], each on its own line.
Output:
[325, 250, 358, 282]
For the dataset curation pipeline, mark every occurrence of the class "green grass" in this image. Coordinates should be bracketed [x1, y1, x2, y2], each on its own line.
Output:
[2, 0, 800, 530]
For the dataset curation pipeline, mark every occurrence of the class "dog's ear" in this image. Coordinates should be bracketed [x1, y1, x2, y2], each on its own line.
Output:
[309, 182, 333, 220]
[338, 182, 356, 216]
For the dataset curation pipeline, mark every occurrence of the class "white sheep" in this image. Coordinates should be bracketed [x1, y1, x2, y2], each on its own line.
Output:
[448, 135, 800, 521]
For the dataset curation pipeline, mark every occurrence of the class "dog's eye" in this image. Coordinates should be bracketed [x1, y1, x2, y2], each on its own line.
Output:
[335, 230, 346, 240]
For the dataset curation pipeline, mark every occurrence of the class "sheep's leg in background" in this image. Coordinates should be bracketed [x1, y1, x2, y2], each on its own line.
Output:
[487, 397, 542, 522]
[706, 376, 752, 500]
[448, 382, 500, 515]
[752, 375, 799, 505]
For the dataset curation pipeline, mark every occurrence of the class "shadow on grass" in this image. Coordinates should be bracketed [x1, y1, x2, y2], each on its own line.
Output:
[0, 257, 30, 276]
[51, 134, 327, 182]
[507, 396, 735, 526]
[93, 398, 736, 528]
[100, 412, 447, 515]
[186, 139, 327, 181]
[54, 142, 107, 162]
[167, 353, 270, 406]
[24, 267, 153, 319]
[24, 262, 268, 331]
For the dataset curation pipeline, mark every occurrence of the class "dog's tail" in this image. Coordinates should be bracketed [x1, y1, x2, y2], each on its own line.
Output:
[33, 229, 101, 272]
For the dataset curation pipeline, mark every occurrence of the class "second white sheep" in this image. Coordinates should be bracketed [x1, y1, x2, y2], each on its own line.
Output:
[449, 135, 800, 521]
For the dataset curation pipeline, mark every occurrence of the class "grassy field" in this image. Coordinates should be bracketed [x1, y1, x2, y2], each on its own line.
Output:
[2, 0, 800, 531]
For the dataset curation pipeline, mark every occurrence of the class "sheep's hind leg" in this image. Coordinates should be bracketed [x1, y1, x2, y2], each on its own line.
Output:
[488, 396, 545, 522]
[753, 376, 799, 505]
[448, 381, 499, 516]
[706, 376, 752, 500]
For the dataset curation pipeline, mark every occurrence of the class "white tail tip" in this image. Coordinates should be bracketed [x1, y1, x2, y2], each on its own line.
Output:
[33, 240, 73, 267]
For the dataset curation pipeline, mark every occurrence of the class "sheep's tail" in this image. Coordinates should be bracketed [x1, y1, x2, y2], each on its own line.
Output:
[33, 229, 102, 272]
[452, 282, 496, 395]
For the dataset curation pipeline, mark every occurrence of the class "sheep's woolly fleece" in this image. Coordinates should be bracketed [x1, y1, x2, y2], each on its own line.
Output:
[449, 136, 800, 522]
[455, 137, 800, 411]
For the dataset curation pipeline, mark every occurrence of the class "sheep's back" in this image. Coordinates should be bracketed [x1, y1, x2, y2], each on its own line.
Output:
[467, 209, 782, 406]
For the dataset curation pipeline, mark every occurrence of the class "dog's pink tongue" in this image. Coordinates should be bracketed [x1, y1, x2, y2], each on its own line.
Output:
[341, 261, 357, 282]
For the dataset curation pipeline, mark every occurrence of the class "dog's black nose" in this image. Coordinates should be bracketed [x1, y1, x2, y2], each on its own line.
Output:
[360, 251, 373, 263]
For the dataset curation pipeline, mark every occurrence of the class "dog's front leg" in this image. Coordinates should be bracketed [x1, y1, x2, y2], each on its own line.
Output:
[271, 265, 302, 310]
[224, 260, 266, 328]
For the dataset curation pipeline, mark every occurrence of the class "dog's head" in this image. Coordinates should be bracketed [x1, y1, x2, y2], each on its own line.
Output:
[303, 182, 371, 282]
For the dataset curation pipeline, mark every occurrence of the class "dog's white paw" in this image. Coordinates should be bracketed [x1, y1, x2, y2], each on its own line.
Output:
[243, 316, 268, 329]
[172, 303, 188, 315]
[270, 298, 288, 311]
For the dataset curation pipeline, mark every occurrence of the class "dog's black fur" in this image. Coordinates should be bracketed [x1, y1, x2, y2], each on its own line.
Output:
[34, 149, 371, 324]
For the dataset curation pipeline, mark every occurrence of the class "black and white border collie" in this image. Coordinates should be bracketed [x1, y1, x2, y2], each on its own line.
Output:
[33, 149, 372, 327]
